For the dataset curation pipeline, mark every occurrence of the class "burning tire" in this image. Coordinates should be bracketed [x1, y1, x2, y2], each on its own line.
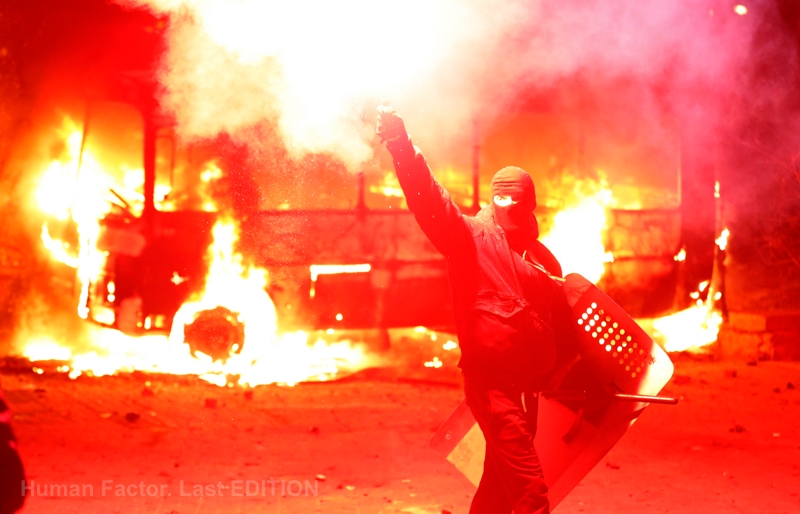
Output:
[182, 306, 245, 362]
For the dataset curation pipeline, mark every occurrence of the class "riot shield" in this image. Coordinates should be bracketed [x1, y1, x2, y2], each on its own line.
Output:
[429, 273, 675, 509]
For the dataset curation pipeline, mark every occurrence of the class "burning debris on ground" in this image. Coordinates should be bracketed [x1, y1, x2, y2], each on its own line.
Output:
[0, 0, 799, 513]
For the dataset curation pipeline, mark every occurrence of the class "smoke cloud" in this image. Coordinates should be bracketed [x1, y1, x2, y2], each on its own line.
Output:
[118, 0, 770, 170]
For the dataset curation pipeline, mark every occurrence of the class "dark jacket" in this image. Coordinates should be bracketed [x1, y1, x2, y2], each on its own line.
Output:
[388, 136, 576, 388]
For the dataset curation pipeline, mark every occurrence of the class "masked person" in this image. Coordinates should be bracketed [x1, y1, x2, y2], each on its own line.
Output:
[377, 108, 576, 514]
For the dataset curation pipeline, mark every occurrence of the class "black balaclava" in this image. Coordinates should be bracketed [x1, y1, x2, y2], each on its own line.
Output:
[490, 166, 538, 244]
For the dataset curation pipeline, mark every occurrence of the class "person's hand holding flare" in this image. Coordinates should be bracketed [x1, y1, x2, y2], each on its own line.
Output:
[376, 106, 408, 144]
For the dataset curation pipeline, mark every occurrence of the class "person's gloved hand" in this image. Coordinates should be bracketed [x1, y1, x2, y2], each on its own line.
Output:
[376, 106, 408, 143]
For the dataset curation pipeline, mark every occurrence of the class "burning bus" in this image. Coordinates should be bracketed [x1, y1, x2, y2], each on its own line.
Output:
[31, 70, 720, 377]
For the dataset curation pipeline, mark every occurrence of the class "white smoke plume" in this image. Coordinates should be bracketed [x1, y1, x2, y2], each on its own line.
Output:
[118, 0, 767, 170]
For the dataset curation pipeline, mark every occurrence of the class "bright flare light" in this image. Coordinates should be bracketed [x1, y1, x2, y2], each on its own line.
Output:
[35, 118, 123, 319]
[127, 0, 452, 167]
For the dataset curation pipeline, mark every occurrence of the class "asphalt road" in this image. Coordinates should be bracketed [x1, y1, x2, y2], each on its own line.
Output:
[2, 350, 799, 513]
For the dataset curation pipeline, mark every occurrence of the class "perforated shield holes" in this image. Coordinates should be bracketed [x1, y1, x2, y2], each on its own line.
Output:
[426, 273, 676, 507]
[571, 295, 657, 380]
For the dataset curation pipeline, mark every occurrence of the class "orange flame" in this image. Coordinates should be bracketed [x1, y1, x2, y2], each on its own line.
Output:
[29, 117, 372, 386]
[128, 0, 452, 168]
[369, 171, 405, 200]
[26, 218, 372, 386]
[644, 229, 731, 353]
[35, 119, 117, 319]
[539, 177, 615, 283]
[647, 285, 723, 353]
[715, 228, 729, 251]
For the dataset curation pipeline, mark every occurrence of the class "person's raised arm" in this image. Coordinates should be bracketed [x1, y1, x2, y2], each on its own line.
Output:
[376, 108, 470, 258]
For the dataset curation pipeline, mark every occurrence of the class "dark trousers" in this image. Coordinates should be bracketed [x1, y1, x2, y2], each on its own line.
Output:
[464, 375, 549, 514]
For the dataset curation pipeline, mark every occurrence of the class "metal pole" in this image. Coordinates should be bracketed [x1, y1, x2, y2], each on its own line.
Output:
[472, 117, 480, 213]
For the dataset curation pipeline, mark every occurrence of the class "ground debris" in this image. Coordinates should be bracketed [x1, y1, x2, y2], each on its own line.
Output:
[125, 412, 140, 423]
[12, 358, 800, 513]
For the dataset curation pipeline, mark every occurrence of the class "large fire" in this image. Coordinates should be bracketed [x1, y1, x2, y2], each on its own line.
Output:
[539, 177, 615, 284]
[27, 112, 728, 384]
[538, 176, 726, 354]
[29, 117, 371, 386]
[35, 118, 140, 319]
[537, 175, 726, 354]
